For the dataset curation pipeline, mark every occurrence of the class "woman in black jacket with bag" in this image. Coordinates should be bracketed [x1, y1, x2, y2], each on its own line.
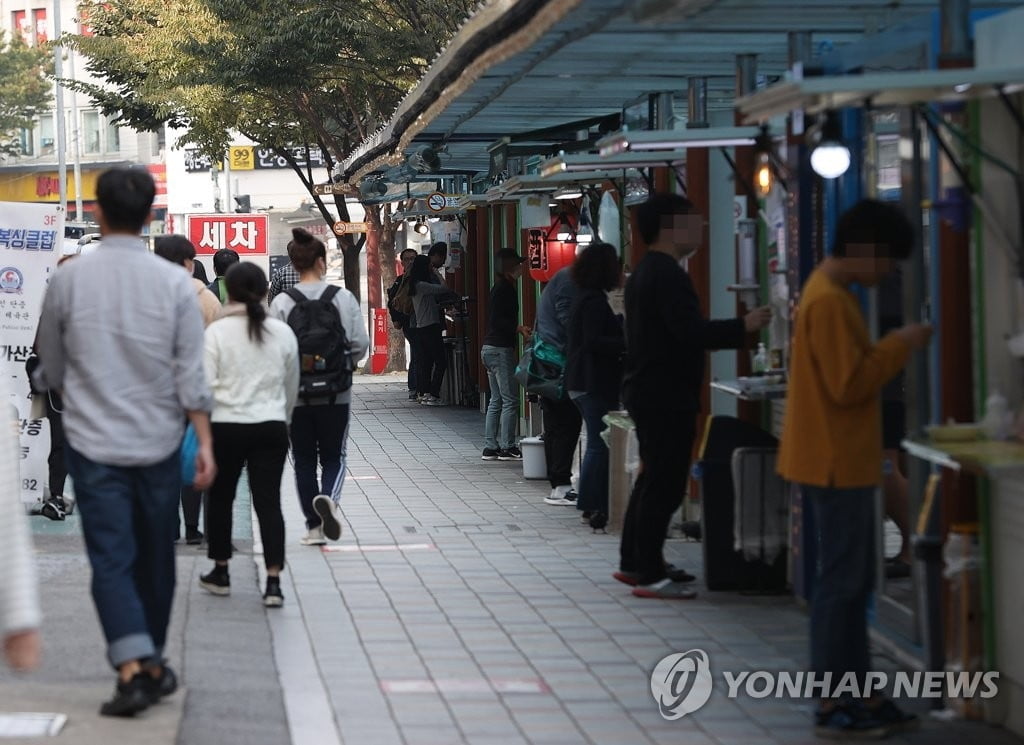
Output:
[565, 242, 624, 526]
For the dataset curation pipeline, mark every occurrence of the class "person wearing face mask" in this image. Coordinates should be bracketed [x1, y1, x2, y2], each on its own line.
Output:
[616, 193, 771, 600]
[779, 200, 929, 738]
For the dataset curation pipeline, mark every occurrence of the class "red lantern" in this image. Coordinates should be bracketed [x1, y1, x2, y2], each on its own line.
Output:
[525, 215, 579, 282]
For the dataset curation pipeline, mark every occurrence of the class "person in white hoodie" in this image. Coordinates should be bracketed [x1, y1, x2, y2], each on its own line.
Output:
[1, 377, 41, 670]
[271, 228, 368, 547]
[199, 262, 298, 607]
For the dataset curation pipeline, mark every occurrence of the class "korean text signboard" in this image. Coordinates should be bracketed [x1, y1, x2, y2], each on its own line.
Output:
[0, 202, 63, 505]
[186, 214, 270, 256]
[185, 146, 329, 173]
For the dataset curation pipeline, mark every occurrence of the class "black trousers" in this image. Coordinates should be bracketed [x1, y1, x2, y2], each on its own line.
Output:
[541, 395, 581, 488]
[180, 486, 204, 532]
[619, 406, 696, 584]
[208, 421, 289, 569]
[289, 404, 350, 529]
[403, 326, 418, 391]
[415, 323, 447, 398]
[46, 393, 67, 498]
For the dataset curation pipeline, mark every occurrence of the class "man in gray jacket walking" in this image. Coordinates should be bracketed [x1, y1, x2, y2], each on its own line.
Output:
[35, 167, 216, 716]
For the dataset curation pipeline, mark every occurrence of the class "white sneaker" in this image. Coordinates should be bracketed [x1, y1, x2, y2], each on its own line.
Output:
[421, 394, 444, 406]
[313, 494, 342, 541]
[300, 526, 326, 546]
[545, 486, 577, 506]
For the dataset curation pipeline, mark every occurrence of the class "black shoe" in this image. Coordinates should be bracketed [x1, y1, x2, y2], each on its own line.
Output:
[867, 698, 919, 733]
[589, 512, 608, 531]
[263, 577, 284, 608]
[814, 701, 889, 739]
[40, 498, 65, 521]
[665, 563, 697, 583]
[497, 447, 522, 461]
[100, 673, 151, 717]
[199, 566, 230, 596]
[481, 448, 500, 460]
[185, 529, 203, 546]
[142, 662, 178, 703]
[885, 558, 911, 580]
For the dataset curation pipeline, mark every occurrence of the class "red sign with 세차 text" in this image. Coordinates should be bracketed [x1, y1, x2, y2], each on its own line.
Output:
[186, 214, 269, 256]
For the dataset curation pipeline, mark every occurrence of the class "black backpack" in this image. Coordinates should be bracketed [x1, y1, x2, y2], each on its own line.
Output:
[285, 286, 354, 402]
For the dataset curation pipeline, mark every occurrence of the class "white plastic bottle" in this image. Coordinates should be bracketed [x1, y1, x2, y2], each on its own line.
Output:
[752, 342, 768, 375]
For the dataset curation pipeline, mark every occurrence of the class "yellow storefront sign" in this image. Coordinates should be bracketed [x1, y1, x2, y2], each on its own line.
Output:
[0, 170, 102, 203]
[228, 145, 255, 170]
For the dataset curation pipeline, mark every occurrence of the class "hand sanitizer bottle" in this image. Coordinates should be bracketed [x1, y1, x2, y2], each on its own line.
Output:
[752, 342, 768, 376]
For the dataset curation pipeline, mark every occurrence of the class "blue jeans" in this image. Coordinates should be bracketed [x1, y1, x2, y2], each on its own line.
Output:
[481, 345, 518, 450]
[804, 485, 876, 695]
[573, 393, 614, 514]
[66, 445, 180, 669]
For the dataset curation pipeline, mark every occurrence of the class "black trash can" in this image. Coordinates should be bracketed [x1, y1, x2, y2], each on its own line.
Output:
[697, 415, 788, 592]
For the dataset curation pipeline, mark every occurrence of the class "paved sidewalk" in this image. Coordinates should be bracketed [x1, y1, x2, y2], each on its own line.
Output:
[2, 374, 1022, 745]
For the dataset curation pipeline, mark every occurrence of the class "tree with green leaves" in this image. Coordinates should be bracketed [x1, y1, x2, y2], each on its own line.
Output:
[68, 0, 472, 370]
[0, 31, 51, 157]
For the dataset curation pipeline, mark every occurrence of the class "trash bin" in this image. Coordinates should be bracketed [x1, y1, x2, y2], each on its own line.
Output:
[696, 416, 786, 592]
[520, 436, 546, 479]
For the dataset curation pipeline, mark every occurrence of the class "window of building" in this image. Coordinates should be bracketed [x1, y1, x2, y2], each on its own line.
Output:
[105, 117, 120, 153]
[40, 117, 54, 154]
[83, 111, 101, 154]
[18, 128, 34, 156]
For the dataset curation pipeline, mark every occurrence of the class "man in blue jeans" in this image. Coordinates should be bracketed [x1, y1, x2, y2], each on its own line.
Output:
[481, 248, 528, 461]
[35, 168, 216, 717]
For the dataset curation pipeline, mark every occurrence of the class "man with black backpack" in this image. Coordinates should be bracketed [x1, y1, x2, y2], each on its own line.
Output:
[270, 228, 368, 546]
[387, 248, 419, 400]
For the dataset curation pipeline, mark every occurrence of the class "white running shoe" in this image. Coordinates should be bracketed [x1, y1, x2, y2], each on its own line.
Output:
[313, 494, 342, 541]
[544, 486, 577, 506]
[300, 526, 326, 546]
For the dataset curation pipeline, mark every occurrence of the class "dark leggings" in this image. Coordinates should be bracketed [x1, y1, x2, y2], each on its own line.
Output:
[415, 323, 447, 397]
[207, 421, 289, 569]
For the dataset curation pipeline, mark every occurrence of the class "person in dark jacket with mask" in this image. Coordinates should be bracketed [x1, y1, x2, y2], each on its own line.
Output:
[565, 243, 624, 526]
[617, 193, 770, 600]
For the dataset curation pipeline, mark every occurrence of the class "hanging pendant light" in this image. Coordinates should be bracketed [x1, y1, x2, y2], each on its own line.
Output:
[810, 110, 851, 179]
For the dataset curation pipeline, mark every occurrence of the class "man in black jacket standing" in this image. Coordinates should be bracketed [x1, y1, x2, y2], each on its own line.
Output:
[617, 194, 770, 600]
[481, 249, 528, 461]
[387, 248, 419, 400]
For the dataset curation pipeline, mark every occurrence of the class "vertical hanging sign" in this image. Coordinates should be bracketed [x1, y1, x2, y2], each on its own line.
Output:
[0, 202, 63, 505]
[371, 308, 389, 374]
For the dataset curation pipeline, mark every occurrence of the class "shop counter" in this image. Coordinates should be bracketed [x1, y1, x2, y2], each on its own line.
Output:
[901, 436, 1024, 476]
[710, 378, 788, 402]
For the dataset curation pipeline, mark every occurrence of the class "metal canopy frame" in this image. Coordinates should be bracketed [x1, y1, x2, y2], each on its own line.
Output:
[595, 125, 761, 155]
[341, 0, 1024, 181]
[738, 65, 1024, 122]
[539, 149, 689, 177]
